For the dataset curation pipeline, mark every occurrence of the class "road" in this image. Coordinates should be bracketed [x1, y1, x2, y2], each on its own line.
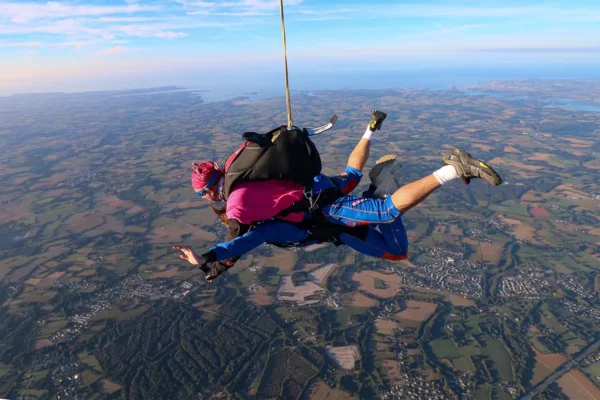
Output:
[519, 338, 600, 400]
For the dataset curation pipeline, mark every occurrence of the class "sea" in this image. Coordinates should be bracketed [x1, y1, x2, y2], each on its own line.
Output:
[181, 65, 600, 112]
[3, 65, 600, 111]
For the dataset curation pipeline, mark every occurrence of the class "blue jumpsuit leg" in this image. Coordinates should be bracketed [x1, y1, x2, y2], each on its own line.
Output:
[322, 196, 401, 227]
[338, 217, 408, 260]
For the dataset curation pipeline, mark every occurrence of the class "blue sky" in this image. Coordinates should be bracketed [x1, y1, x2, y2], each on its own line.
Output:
[1, 0, 600, 94]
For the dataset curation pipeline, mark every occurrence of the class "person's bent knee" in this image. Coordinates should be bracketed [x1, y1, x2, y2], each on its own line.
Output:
[383, 197, 402, 222]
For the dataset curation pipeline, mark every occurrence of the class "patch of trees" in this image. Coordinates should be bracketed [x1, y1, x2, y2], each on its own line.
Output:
[499, 319, 532, 389]
[340, 375, 359, 393]
[327, 266, 358, 293]
[535, 382, 569, 400]
[255, 348, 318, 399]
[258, 267, 279, 285]
[0, 313, 37, 367]
[291, 271, 310, 286]
[91, 302, 269, 399]
[313, 308, 341, 342]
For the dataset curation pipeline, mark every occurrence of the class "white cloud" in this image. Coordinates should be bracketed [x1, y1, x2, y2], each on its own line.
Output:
[466, 46, 600, 53]
[0, 2, 159, 24]
[0, 37, 111, 51]
[53, 40, 91, 49]
[155, 31, 188, 39]
[189, 10, 271, 16]
[2, 1, 598, 77]
[186, 10, 211, 15]
[0, 0, 261, 40]
[95, 45, 128, 55]
[181, 0, 302, 16]
[295, 15, 352, 22]
[32, 18, 103, 35]
[421, 24, 491, 37]
[119, 25, 188, 39]
[0, 39, 98, 49]
[297, 8, 354, 15]
[292, 7, 356, 21]
[0, 41, 41, 47]
[385, 5, 544, 18]
[175, 0, 217, 7]
[292, 4, 600, 21]
[98, 17, 168, 23]
[237, 0, 303, 10]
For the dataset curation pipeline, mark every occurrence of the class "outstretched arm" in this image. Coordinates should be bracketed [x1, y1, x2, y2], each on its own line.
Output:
[173, 223, 273, 266]
[174, 220, 311, 281]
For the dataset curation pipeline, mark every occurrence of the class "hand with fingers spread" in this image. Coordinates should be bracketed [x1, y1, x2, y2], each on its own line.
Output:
[173, 245, 201, 265]
[173, 246, 218, 279]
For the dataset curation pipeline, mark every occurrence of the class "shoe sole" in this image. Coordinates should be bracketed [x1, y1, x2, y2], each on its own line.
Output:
[369, 110, 387, 131]
[446, 148, 502, 186]
[369, 154, 396, 184]
[375, 154, 396, 165]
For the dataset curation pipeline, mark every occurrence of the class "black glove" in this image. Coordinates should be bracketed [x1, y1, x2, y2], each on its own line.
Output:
[197, 251, 216, 273]
[201, 258, 237, 282]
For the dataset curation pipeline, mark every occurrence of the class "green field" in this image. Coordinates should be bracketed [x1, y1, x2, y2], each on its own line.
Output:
[81, 370, 102, 385]
[236, 269, 256, 287]
[489, 203, 530, 218]
[458, 345, 481, 357]
[481, 339, 513, 382]
[266, 274, 280, 286]
[452, 356, 476, 373]
[532, 360, 552, 386]
[585, 361, 600, 379]
[541, 314, 568, 334]
[397, 319, 421, 329]
[529, 335, 551, 353]
[465, 315, 484, 333]
[20, 389, 47, 398]
[493, 386, 514, 400]
[40, 318, 69, 336]
[374, 278, 386, 289]
[25, 370, 49, 381]
[474, 384, 492, 399]
[549, 155, 580, 168]
[336, 306, 366, 329]
[375, 351, 396, 360]
[275, 306, 294, 320]
[430, 339, 461, 359]
[92, 305, 149, 321]
[563, 333, 586, 345]
[554, 253, 594, 272]
[79, 353, 103, 372]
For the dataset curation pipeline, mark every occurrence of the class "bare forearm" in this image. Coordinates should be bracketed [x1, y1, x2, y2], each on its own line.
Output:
[346, 138, 371, 172]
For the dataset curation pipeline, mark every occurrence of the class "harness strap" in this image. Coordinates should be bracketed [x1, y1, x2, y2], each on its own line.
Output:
[277, 186, 343, 217]
[271, 218, 369, 248]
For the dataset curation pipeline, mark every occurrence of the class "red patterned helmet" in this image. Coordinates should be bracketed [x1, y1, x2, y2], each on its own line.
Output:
[191, 161, 223, 195]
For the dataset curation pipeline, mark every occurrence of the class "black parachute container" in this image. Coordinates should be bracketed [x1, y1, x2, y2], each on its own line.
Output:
[222, 125, 321, 200]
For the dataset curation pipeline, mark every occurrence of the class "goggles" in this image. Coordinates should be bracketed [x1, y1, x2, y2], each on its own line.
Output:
[195, 168, 219, 196]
